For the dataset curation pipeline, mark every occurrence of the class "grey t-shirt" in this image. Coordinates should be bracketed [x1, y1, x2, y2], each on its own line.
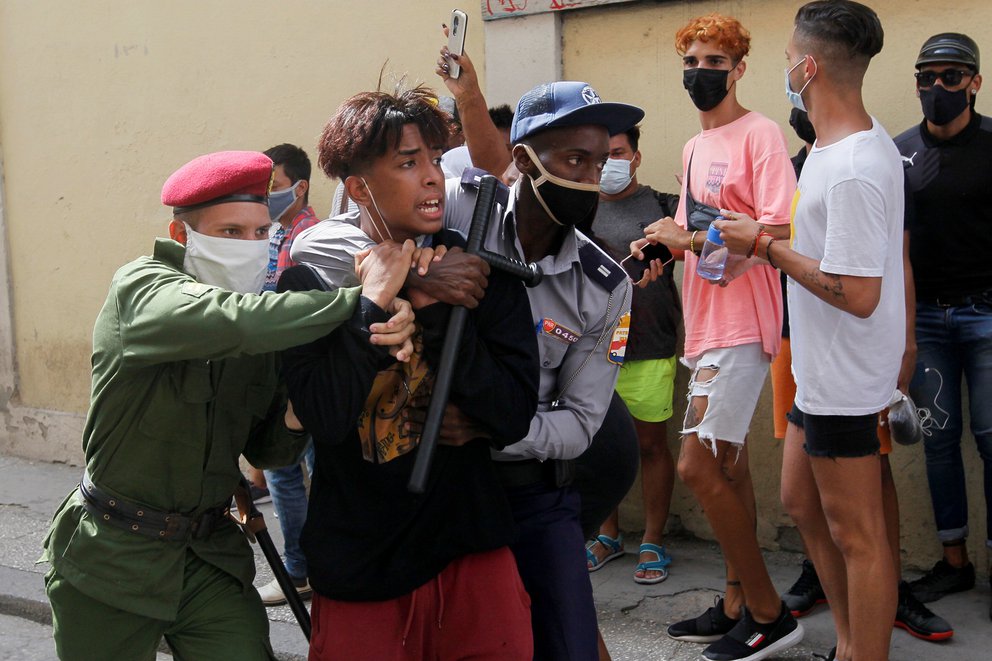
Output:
[591, 185, 681, 361]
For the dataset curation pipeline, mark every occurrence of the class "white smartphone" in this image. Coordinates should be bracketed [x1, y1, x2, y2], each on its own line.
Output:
[447, 9, 468, 79]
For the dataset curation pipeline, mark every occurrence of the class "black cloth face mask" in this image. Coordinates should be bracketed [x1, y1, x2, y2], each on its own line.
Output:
[520, 144, 600, 228]
[683, 67, 731, 112]
[919, 85, 970, 126]
[789, 108, 817, 145]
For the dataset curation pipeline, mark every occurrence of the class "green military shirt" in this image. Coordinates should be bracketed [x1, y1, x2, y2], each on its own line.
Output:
[42, 238, 362, 620]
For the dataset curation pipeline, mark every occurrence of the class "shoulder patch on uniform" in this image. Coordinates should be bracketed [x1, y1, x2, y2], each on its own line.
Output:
[577, 237, 626, 292]
[180, 281, 215, 298]
[607, 312, 630, 365]
[459, 167, 510, 208]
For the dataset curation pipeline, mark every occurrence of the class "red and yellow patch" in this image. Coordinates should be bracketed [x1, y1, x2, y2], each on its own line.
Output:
[607, 312, 630, 365]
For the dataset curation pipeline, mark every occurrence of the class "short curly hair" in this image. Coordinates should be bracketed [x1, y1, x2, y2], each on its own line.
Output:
[675, 13, 751, 62]
[317, 85, 450, 180]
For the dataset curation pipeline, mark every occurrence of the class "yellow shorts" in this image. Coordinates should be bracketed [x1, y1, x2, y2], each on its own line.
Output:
[615, 356, 677, 423]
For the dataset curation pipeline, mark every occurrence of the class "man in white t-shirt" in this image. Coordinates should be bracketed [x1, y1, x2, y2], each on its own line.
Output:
[717, 2, 904, 659]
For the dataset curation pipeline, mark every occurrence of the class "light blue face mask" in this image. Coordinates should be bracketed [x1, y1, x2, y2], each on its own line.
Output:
[267, 180, 302, 222]
[600, 158, 633, 195]
[785, 55, 816, 113]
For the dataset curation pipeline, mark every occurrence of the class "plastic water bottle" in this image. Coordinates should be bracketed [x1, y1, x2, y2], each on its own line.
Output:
[696, 224, 728, 281]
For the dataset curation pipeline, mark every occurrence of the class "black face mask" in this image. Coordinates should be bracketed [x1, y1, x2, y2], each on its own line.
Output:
[920, 86, 970, 126]
[683, 68, 731, 111]
[520, 144, 600, 228]
[789, 108, 817, 145]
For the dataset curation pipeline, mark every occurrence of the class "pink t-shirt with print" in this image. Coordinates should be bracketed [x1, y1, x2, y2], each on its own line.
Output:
[675, 111, 796, 361]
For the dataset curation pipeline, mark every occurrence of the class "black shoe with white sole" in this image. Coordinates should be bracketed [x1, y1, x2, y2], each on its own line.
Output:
[667, 597, 740, 643]
[702, 602, 804, 661]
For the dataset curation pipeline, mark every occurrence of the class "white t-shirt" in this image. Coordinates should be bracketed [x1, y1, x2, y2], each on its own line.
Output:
[441, 145, 473, 179]
[789, 118, 905, 416]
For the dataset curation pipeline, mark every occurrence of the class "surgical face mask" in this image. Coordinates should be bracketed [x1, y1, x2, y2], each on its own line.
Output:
[181, 222, 269, 294]
[683, 67, 731, 112]
[267, 180, 302, 223]
[785, 56, 816, 113]
[600, 158, 633, 195]
[519, 143, 600, 227]
[919, 85, 970, 126]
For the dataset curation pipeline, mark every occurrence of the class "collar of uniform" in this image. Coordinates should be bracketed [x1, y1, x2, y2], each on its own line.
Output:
[920, 110, 982, 147]
[155, 237, 187, 270]
[499, 181, 581, 276]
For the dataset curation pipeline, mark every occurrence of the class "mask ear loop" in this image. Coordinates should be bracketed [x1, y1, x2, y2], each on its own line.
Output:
[359, 177, 394, 243]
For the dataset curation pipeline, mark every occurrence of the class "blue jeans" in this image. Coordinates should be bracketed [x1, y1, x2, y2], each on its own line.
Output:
[264, 440, 315, 580]
[910, 302, 992, 548]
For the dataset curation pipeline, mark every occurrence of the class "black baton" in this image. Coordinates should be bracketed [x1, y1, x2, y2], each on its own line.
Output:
[235, 477, 312, 640]
[408, 175, 499, 493]
[479, 250, 543, 288]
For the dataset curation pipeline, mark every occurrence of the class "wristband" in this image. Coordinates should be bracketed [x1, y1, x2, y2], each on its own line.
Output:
[689, 231, 698, 254]
[755, 230, 775, 259]
[764, 237, 778, 269]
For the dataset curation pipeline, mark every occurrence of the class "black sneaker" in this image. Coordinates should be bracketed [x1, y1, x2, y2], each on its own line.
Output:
[782, 559, 827, 617]
[895, 581, 953, 641]
[811, 648, 836, 660]
[667, 597, 740, 643]
[908, 559, 975, 603]
[702, 602, 804, 661]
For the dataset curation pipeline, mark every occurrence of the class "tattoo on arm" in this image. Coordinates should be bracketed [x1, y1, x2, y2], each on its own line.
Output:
[801, 268, 847, 304]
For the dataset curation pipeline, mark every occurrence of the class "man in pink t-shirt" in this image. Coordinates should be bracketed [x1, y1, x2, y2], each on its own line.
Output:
[635, 13, 801, 661]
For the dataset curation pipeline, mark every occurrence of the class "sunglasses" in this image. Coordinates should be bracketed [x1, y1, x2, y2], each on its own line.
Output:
[914, 69, 975, 88]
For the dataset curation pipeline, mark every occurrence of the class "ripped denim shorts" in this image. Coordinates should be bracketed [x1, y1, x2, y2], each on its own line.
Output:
[680, 342, 769, 449]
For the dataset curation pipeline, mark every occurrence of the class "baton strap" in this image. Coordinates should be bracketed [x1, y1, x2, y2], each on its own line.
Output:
[79, 472, 229, 541]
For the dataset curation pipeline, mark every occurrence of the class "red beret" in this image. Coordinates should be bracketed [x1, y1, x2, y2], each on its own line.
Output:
[161, 151, 274, 213]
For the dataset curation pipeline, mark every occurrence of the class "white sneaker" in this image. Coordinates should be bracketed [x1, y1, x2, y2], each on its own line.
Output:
[257, 577, 312, 606]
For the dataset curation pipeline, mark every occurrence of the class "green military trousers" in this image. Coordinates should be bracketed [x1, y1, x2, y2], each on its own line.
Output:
[47, 549, 276, 661]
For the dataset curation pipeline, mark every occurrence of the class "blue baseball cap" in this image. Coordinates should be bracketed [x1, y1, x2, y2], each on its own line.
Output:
[510, 81, 645, 143]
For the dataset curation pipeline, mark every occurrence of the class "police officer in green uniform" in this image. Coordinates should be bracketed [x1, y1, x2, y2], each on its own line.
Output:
[40, 150, 417, 660]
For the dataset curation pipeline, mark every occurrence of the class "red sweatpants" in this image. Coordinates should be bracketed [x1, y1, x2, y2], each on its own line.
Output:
[308, 547, 532, 661]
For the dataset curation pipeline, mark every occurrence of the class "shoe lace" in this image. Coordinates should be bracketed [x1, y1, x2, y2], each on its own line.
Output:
[788, 563, 820, 595]
[899, 590, 937, 621]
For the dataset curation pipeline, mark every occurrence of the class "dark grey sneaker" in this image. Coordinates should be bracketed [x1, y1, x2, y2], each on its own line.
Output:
[667, 597, 740, 643]
[702, 602, 804, 661]
[782, 558, 827, 617]
[908, 559, 975, 603]
[895, 581, 953, 641]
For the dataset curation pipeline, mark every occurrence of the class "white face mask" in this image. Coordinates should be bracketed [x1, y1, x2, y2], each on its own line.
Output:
[181, 222, 270, 294]
[600, 158, 633, 195]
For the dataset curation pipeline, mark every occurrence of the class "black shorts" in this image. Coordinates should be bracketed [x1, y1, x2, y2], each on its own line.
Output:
[787, 403, 880, 458]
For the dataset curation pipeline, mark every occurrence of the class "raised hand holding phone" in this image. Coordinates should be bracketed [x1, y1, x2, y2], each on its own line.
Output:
[446, 9, 468, 79]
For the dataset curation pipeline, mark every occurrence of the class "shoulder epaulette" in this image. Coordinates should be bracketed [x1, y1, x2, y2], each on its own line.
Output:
[577, 234, 626, 293]
[460, 167, 510, 209]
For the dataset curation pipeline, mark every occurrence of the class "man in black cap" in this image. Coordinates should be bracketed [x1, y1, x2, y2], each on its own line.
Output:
[894, 33, 992, 618]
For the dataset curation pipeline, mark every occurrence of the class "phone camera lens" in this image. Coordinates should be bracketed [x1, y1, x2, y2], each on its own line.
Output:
[453, 16, 460, 28]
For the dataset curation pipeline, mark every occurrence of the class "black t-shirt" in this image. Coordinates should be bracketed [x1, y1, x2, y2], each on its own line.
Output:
[590, 185, 682, 360]
[895, 112, 992, 301]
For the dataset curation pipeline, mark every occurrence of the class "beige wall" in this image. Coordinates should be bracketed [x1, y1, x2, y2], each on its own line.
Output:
[563, 0, 991, 572]
[0, 0, 486, 459]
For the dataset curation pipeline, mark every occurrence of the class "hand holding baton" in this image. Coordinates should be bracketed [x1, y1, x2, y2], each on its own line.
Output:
[408, 175, 499, 493]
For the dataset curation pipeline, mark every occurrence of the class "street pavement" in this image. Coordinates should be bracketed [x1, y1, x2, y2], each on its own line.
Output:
[2, 454, 988, 660]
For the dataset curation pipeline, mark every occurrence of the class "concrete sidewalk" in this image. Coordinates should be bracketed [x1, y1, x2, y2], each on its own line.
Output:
[2, 454, 988, 660]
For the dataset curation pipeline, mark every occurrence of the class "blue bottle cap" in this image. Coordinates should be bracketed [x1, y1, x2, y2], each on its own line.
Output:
[705, 223, 724, 246]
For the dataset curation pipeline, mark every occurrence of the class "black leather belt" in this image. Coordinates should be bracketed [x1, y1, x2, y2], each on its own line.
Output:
[922, 290, 991, 308]
[79, 472, 229, 542]
[493, 459, 547, 489]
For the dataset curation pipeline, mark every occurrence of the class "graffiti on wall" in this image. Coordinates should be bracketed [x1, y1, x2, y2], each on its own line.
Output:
[482, 0, 637, 21]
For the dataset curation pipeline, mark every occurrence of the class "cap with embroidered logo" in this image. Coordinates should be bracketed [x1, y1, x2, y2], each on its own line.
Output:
[510, 81, 644, 144]
[162, 151, 274, 214]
